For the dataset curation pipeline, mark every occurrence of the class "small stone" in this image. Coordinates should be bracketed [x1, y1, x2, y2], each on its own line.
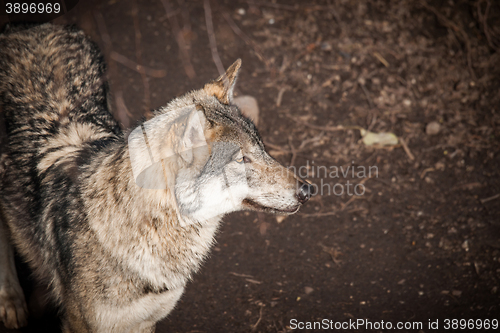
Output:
[435, 161, 445, 170]
[234, 95, 259, 126]
[452, 290, 462, 297]
[426, 121, 441, 135]
[304, 287, 314, 295]
[276, 216, 286, 224]
[320, 42, 332, 51]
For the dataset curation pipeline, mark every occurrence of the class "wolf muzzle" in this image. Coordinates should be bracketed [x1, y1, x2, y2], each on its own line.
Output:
[297, 181, 315, 204]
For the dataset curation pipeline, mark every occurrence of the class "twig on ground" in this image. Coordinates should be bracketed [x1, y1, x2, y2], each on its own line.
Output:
[452, 182, 483, 190]
[177, 0, 192, 33]
[251, 306, 264, 331]
[372, 178, 392, 186]
[297, 133, 324, 150]
[480, 193, 500, 204]
[229, 272, 254, 278]
[297, 121, 350, 132]
[477, 0, 499, 50]
[319, 243, 342, 265]
[264, 142, 291, 153]
[279, 56, 290, 75]
[395, 76, 419, 105]
[94, 11, 112, 46]
[358, 81, 374, 109]
[276, 87, 286, 107]
[245, 1, 299, 11]
[245, 278, 262, 285]
[340, 196, 357, 211]
[221, 11, 270, 69]
[204, 0, 226, 77]
[301, 122, 347, 132]
[160, 0, 196, 79]
[266, 132, 323, 162]
[373, 52, 389, 67]
[94, 11, 130, 128]
[130, 0, 152, 118]
[399, 137, 415, 161]
[109, 52, 167, 78]
[420, 0, 477, 80]
[115, 91, 135, 119]
[367, 113, 377, 132]
[357, 174, 375, 185]
[245, 1, 337, 13]
[420, 167, 435, 179]
[286, 114, 347, 131]
[300, 211, 337, 218]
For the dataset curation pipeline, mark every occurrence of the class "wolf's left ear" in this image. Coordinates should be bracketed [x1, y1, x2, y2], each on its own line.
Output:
[204, 59, 242, 104]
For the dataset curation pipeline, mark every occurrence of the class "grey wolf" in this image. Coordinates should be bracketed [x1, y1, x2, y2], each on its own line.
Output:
[0, 23, 313, 332]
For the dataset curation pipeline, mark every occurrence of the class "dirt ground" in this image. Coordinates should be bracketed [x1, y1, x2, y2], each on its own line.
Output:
[1, 0, 499, 332]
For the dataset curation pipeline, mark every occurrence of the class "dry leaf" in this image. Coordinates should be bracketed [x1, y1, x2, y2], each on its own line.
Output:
[360, 129, 399, 146]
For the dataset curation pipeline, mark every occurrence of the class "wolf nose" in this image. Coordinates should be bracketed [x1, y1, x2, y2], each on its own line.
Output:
[297, 182, 315, 204]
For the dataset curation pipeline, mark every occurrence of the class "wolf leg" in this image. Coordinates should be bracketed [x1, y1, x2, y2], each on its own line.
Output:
[0, 214, 28, 329]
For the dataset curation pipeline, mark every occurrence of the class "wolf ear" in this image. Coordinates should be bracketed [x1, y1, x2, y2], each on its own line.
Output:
[178, 110, 209, 165]
[204, 59, 242, 104]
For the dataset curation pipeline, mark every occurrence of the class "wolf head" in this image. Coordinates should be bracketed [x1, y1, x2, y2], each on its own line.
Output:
[128, 60, 313, 223]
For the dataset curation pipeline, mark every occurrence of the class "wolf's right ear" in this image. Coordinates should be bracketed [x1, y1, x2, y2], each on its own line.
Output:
[204, 59, 242, 105]
[177, 110, 209, 165]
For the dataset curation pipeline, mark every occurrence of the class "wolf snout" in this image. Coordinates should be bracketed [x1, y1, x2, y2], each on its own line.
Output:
[296, 181, 315, 204]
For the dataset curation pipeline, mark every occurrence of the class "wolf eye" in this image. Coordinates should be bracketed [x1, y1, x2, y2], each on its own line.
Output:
[235, 156, 251, 164]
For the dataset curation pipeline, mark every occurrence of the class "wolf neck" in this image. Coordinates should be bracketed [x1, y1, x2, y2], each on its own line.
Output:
[83, 141, 223, 289]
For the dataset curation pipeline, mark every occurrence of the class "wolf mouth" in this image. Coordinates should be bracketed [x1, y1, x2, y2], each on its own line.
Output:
[242, 199, 300, 214]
